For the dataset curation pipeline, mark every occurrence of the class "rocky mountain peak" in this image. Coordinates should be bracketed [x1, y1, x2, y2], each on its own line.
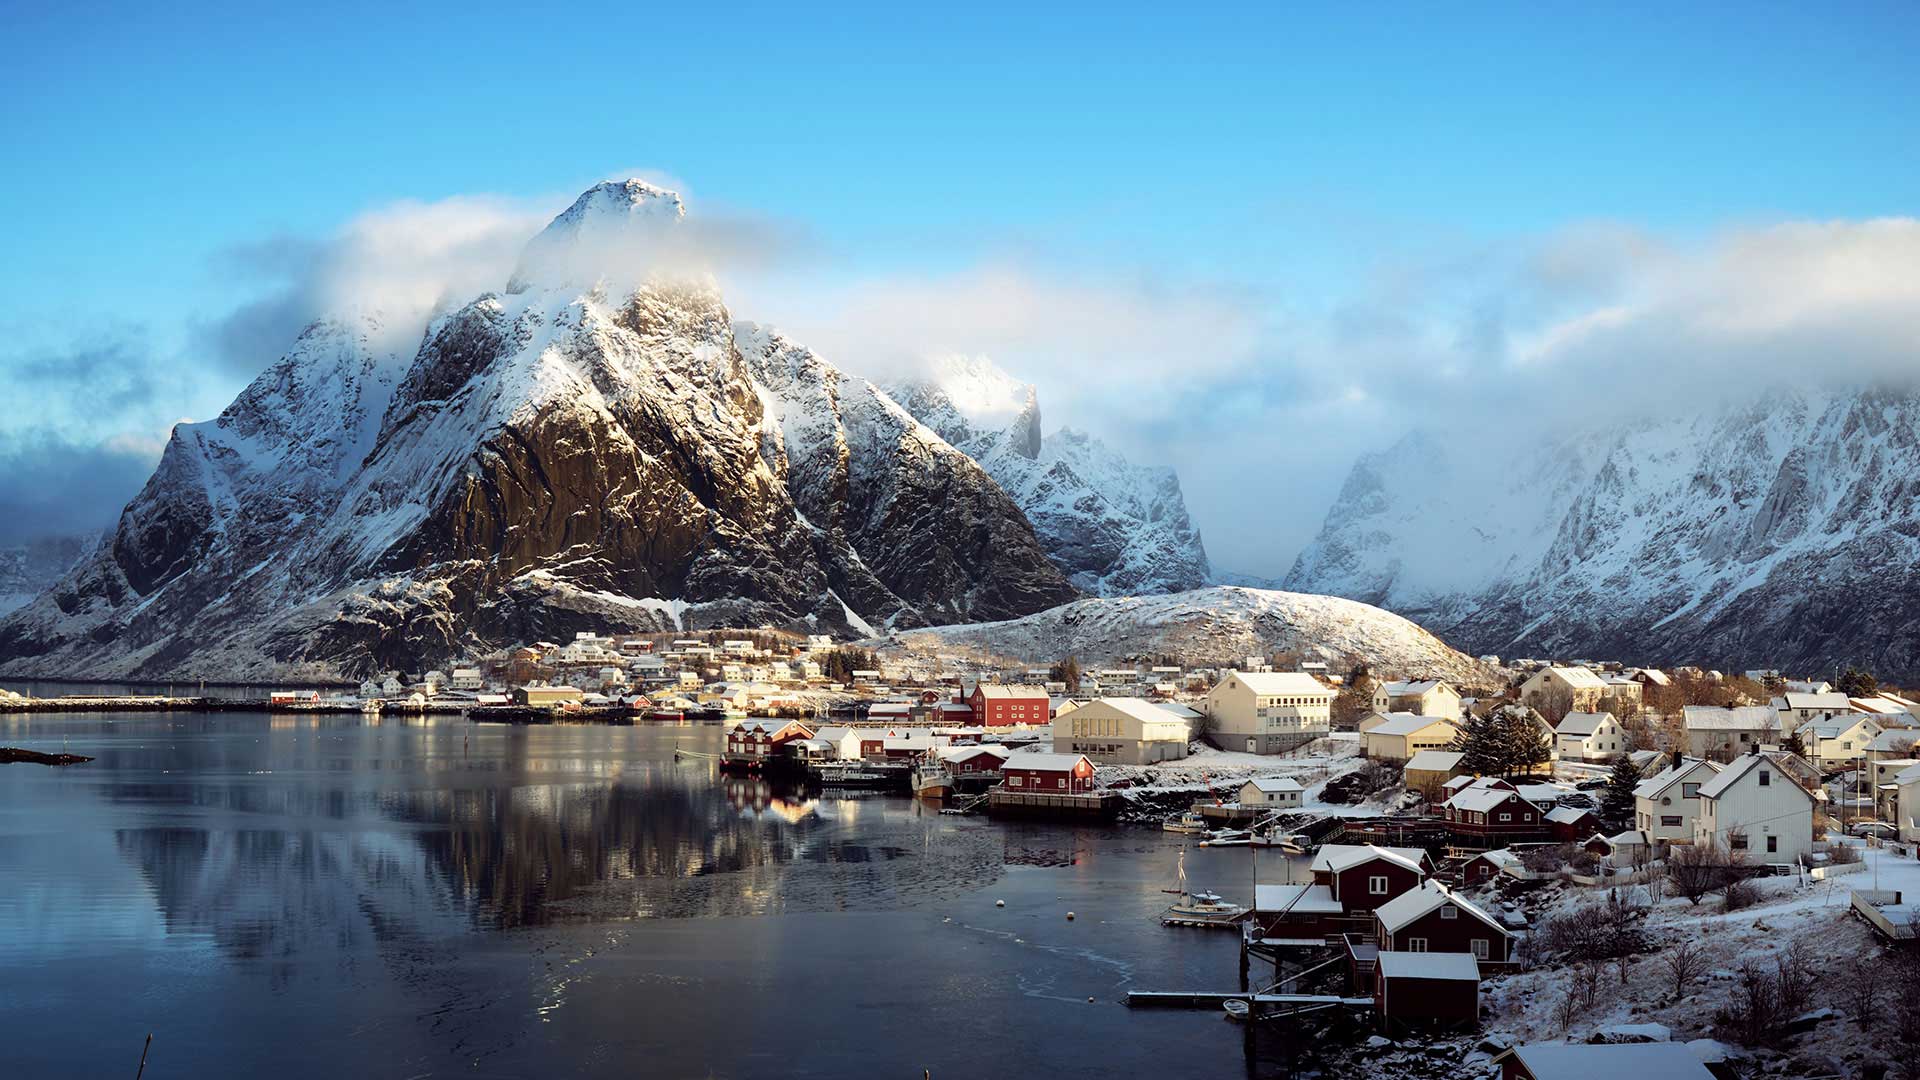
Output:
[508, 179, 689, 294]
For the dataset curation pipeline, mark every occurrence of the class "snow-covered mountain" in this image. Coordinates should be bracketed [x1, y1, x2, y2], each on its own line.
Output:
[0, 180, 1074, 679]
[886, 357, 1212, 596]
[1285, 388, 1920, 678]
[882, 585, 1498, 684]
[0, 533, 97, 616]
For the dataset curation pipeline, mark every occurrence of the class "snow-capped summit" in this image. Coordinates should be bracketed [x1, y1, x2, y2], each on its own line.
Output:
[0, 180, 1075, 679]
[508, 178, 688, 293]
[886, 357, 1211, 596]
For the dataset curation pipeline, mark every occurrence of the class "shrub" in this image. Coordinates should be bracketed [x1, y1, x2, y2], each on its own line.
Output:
[1722, 878, 1760, 912]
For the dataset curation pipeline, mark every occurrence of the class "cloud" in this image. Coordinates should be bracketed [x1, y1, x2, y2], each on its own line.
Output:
[0, 428, 164, 546]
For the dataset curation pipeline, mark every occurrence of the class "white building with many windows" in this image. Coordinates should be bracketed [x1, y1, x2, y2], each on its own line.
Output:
[1204, 672, 1333, 754]
[1633, 757, 1722, 847]
[1049, 697, 1191, 765]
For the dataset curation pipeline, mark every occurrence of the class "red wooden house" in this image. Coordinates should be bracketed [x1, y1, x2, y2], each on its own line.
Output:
[1442, 780, 1550, 848]
[1374, 882, 1517, 971]
[1373, 951, 1481, 1034]
[999, 752, 1096, 793]
[967, 684, 1049, 727]
[945, 745, 1011, 778]
[1256, 844, 1434, 942]
[724, 719, 816, 765]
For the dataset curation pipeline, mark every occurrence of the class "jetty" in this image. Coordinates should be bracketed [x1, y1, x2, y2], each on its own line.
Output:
[985, 788, 1124, 820]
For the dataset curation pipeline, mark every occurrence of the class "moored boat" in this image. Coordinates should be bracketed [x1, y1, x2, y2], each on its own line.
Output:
[1163, 811, 1208, 834]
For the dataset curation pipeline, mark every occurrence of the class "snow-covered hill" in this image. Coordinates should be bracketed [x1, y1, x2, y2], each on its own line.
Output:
[0, 534, 96, 616]
[881, 585, 1499, 683]
[886, 357, 1212, 596]
[0, 180, 1074, 679]
[1285, 388, 1920, 678]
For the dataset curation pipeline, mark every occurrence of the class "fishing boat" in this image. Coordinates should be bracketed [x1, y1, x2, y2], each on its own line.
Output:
[815, 764, 890, 788]
[1222, 999, 1250, 1023]
[1162, 811, 1209, 834]
[1161, 849, 1248, 928]
[911, 762, 955, 800]
[1198, 828, 1249, 847]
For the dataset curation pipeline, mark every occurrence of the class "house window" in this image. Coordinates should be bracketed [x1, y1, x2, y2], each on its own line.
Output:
[1406, 937, 1428, 953]
[1681, 783, 1699, 798]
[1758, 770, 1770, 787]
[1440, 905, 1457, 920]
[1369, 875, 1389, 895]
[1730, 834, 1748, 850]
[1010, 775, 1023, 787]
[1056, 779, 1066, 789]
[1766, 836, 1777, 853]
[1661, 815, 1682, 828]
[1471, 939, 1490, 960]
[1498, 812, 1511, 822]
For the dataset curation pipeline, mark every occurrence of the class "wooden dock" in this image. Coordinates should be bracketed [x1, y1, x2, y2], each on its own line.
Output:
[1126, 991, 1372, 1009]
[985, 789, 1124, 820]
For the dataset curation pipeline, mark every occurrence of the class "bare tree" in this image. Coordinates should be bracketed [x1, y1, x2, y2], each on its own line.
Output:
[1577, 959, 1605, 1008]
[1667, 841, 1728, 906]
[1663, 940, 1704, 1000]
[1555, 991, 1582, 1036]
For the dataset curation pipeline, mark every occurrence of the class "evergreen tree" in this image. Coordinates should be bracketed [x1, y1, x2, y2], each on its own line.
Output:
[1496, 705, 1553, 777]
[1781, 729, 1806, 758]
[1835, 667, 1878, 698]
[1449, 712, 1497, 776]
[1600, 754, 1643, 830]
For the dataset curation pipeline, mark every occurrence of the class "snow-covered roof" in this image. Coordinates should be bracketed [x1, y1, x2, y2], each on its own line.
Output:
[1375, 951, 1480, 982]
[1681, 705, 1778, 731]
[1632, 758, 1720, 800]
[1404, 749, 1465, 772]
[1445, 786, 1534, 814]
[1243, 776, 1305, 793]
[1541, 665, 1608, 689]
[1895, 762, 1920, 785]
[1780, 691, 1853, 711]
[1382, 679, 1445, 696]
[1802, 714, 1875, 738]
[1368, 714, 1457, 738]
[1696, 753, 1815, 802]
[1631, 668, 1672, 687]
[1545, 805, 1594, 824]
[1555, 711, 1613, 736]
[1311, 844, 1429, 875]
[1001, 751, 1090, 772]
[1156, 702, 1204, 719]
[1229, 671, 1333, 697]
[974, 684, 1047, 699]
[1075, 697, 1187, 724]
[1253, 883, 1344, 915]
[1375, 882, 1506, 936]
[1502, 1042, 1716, 1080]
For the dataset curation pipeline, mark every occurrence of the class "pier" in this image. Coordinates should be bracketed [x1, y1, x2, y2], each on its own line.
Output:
[985, 789, 1124, 820]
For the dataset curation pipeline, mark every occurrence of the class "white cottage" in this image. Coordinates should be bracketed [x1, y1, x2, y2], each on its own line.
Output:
[1695, 751, 1817, 865]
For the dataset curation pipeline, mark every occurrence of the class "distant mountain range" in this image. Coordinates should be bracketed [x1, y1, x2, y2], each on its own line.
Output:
[1284, 389, 1920, 679]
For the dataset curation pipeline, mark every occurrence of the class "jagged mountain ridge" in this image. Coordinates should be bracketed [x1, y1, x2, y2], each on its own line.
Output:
[885, 357, 1213, 596]
[1284, 388, 1920, 678]
[0, 180, 1075, 679]
[0, 533, 98, 616]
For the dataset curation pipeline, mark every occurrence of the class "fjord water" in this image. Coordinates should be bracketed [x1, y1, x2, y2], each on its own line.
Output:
[0, 710, 1290, 1078]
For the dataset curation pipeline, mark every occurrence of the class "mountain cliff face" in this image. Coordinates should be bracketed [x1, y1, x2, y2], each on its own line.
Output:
[0, 180, 1074, 679]
[1285, 389, 1920, 678]
[0, 534, 96, 616]
[886, 357, 1212, 596]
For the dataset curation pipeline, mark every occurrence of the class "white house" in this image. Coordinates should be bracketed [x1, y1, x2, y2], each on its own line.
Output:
[1773, 692, 1858, 734]
[1371, 680, 1463, 722]
[450, 667, 484, 690]
[1695, 751, 1818, 865]
[1363, 715, 1462, 763]
[1798, 713, 1882, 770]
[1049, 697, 1191, 765]
[1633, 757, 1723, 847]
[1518, 666, 1608, 715]
[1204, 672, 1334, 754]
[1239, 777, 1304, 809]
[1682, 705, 1780, 761]
[1553, 711, 1628, 762]
[1883, 762, 1920, 842]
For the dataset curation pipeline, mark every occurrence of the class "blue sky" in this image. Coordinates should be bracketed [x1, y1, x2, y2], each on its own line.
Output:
[3, 2, 1918, 567]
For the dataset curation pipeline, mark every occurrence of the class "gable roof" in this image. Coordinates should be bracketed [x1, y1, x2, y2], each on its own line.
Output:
[1243, 776, 1305, 793]
[1696, 753, 1816, 803]
[1540, 665, 1608, 689]
[1375, 881, 1508, 936]
[1632, 757, 1721, 800]
[973, 684, 1048, 699]
[1803, 714, 1877, 739]
[1555, 711, 1614, 736]
[1310, 844, 1430, 875]
[1369, 714, 1458, 738]
[1780, 691, 1853, 711]
[1001, 751, 1091, 772]
[1375, 951, 1480, 982]
[1545, 805, 1596, 825]
[1382, 679, 1446, 696]
[1501, 1042, 1716, 1080]
[1074, 697, 1186, 725]
[1445, 785, 1536, 815]
[1404, 749, 1465, 772]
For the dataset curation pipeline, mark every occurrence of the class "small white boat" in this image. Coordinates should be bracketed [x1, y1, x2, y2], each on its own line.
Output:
[1222, 999, 1250, 1023]
[1161, 851, 1248, 927]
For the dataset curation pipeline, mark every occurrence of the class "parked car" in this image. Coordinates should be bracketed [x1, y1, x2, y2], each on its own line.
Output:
[1848, 821, 1899, 840]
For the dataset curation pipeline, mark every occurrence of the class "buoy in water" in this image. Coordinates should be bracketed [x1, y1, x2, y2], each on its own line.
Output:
[995, 900, 1005, 907]
[1066, 912, 1075, 920]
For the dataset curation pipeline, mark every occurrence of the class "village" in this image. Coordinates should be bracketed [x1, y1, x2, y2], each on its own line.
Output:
[6, 633, 1920, 1079]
